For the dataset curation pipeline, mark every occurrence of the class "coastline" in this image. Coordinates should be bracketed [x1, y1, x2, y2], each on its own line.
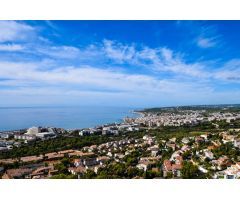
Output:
[0, 107, 140, 132]
[132, 110, 145, 117]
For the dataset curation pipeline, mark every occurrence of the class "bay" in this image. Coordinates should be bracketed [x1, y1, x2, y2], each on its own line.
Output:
[0, 106, 139, 131]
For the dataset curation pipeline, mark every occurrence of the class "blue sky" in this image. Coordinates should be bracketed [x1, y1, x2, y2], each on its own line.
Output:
[0, 20, 240, 107]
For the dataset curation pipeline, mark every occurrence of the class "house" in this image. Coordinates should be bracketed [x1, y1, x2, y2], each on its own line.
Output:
[214, 163, 240, 179]
[107, 152, 113, 157]
[234, 138, 240, 148]
[0, 132, 13, 139]
[136, 162, 150, 172]
[163, 160, 172, 171]
[203, 149, 214, 160]
[68, 166, 86, 176]
[162, 157, 183, 177]
[97, 156, 110, 165]
[20, 155, 43, 163]
[222, 134, 235, 144]
[2, 168, 33, 179]
[114, 153, 125, 159]
[136, 157, 158, 172]
[88, 145, 98, 152]
[94, 165, 105, 174]
[212, 156, 231, 170]
[0, 158, 18, 165]
[200, 134, 209, 140]
[171, 164, 182, 176]
[198, 166, 208, 174]
[147, 145, 160, 157]
[175, 156, 183, 165]
[151, 149, 159, 157]
[166, 142, 176, 151]
[181, 137, 190, 144]
[170, 151, 182, 161]
[211, 140, 221, 147]
[207, 145, 217, 151]
[73, 159, 83, 167]
[58, 149, 75, 154]
[169, 137, 176, 143]
[30, 166, 54, 178]
[83, 158, 99, 168]
[181, 145, 190, 152]
[45, 152, 64, 160]
[68, 151, 84, 157]
[195, 136, 205, 143]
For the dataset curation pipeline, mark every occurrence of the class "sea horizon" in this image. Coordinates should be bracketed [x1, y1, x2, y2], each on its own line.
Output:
[0, 105, 141, 132]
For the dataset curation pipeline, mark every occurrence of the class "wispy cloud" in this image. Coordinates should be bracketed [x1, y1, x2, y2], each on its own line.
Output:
[0, 21, 239, 106]
[36, 45, 81, 59]
[197, 37, 217, 48]
[102, 40, 209, 79]
[214, 59, 240, 81]
[0, 44, 24, 51]
[0, 21, 35, 42]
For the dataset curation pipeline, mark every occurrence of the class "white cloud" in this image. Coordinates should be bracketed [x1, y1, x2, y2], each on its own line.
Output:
[0, 44, 24, 51]
[197, 37, 217, 48]
[103, 39, 136, 63]
[37, 45, 81, 59]
[0, 60, 210, 96]
[0, 22, 238, 107]
[102, 40, 209, 79]
[0, 56, 239, 107]
[0, 21, 34, 42]
[214, 59, 240, 81]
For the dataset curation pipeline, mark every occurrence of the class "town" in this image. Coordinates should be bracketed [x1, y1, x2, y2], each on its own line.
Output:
[1, 105, 240, 179]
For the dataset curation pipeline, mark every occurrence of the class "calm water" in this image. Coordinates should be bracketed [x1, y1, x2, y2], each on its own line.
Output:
[0, 106, 139, 131]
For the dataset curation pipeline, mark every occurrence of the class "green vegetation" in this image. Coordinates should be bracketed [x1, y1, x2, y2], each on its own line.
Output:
[54, 158, 72, 174]
[94, 163, 144, 179]
[50, 174, 77, 179]
[0, 122, 217, 160]
[0, 131, 146, 159]
[141, 104, 240, 114]
[181, 161, 205, 179]
[212, 142, 240, 160]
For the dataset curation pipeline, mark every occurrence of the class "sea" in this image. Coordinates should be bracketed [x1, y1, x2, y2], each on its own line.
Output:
[0, 106, 140, 131]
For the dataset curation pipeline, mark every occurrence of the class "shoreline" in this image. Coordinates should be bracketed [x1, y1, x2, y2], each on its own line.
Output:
[0, 108, 141, 133]
[132, 110, 145, 117]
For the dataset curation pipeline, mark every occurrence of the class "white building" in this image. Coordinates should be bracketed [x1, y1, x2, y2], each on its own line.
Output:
[26, 127, 40, 135]
[234, 139, 240, 148]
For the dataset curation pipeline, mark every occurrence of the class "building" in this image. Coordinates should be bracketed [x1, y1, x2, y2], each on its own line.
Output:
[36, 132, 56, 139]
[162, 157, 183, 177]
[83, 158, 99, 168]
[68, 166, 86, 176]
[14, 134, 36, 141]
[20, 155, 43, 163]
[26, 127, 40, 135]
[97, 156, 110, 165]
[204, 149, 214, 160]
[2, 168, 33, 179]
[234, 138, 240, 148]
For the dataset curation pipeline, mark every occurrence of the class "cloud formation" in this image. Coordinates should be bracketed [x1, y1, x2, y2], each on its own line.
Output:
[0, 21, 239, 107]
[0, 21, 34, 42]
[197, 37, 217, 48]
[0, 44, 24, 51]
